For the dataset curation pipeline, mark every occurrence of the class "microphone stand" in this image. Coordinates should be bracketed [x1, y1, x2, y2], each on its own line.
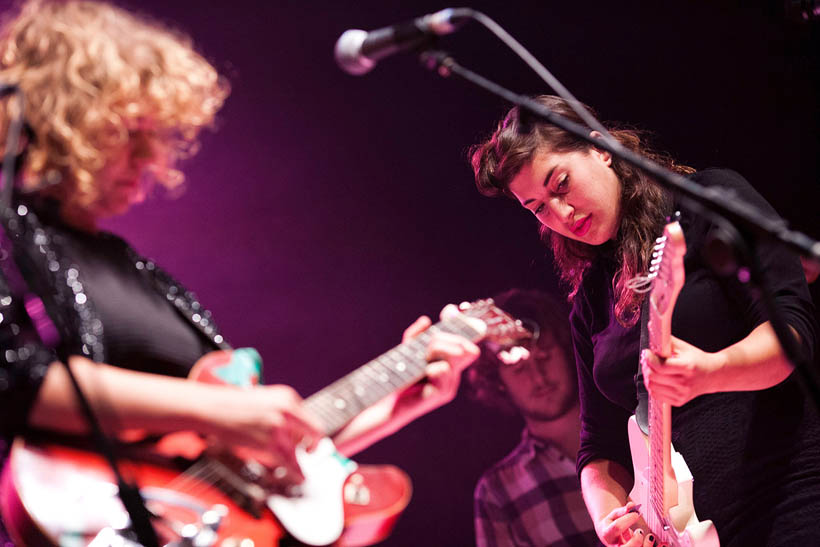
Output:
[0, 88, 159, 547]
[418, 49, 820, 410]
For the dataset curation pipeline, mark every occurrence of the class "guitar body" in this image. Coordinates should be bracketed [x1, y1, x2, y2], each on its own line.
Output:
[1, 435, 410, 546]
[1, 349, 412, 547]
[2, 435, 284, 546]
[627, 417, 719, 547]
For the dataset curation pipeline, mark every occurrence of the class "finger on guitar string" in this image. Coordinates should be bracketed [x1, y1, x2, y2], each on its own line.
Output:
[600, 502, 642, 546]
[623, 528, 651, 547]
[425, 360, 455, 386]
[268, 384, 325, 437]
[402, 315, 433, 342]
[425, 332, 480, 373]
[282, 408, 322, 452]
[640, 348, 710, 406]
[246, 384, 323, 452]
[421, 361, 458, 401]
[268, 435, 306, 486]
[641, 348, 688, 379]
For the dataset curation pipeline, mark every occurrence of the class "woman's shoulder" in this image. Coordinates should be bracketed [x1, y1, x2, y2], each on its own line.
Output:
[685, 167, 780, 219]
[687, 167, 748, 186]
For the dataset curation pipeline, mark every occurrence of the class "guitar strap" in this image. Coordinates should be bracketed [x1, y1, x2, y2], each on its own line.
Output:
[634, 295, 650, 434]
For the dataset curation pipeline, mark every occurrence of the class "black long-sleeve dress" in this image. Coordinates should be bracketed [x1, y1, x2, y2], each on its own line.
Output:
[0, 197, 228, 542]
[572, 169, 820, 546]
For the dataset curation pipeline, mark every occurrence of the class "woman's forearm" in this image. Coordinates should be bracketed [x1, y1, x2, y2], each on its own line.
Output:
[580, 459, 634, 525]
[709, 322, 797, 392]
[27, 355, 224, 436]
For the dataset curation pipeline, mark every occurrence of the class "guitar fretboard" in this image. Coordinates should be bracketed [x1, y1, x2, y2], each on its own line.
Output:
[645, 223, 686, 546]
[304, 315, 482, 436]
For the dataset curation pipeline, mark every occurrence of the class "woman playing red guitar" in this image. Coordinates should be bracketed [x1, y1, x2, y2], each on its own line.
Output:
[0, 1, 480, 543]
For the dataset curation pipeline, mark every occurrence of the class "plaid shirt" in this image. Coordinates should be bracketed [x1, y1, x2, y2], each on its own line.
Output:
[474, 429, 602, 546]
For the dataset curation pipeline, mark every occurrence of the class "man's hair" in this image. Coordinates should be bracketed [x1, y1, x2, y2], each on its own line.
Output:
[467, 288, 573, 413]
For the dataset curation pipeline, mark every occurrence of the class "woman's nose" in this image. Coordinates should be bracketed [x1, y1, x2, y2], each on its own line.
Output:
[128, 131, 156, 165]
[549, 199, 574, 225]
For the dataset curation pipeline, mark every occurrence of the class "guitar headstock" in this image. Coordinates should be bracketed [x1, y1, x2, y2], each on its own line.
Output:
[650, 220, 687, 316]
[456, 299, 533, 346]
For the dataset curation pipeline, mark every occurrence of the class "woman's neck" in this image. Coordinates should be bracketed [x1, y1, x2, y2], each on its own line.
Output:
[59, 202, 98, 233]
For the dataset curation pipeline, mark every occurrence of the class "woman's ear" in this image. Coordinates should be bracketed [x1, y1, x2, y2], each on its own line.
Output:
[589, 130, 612, 166]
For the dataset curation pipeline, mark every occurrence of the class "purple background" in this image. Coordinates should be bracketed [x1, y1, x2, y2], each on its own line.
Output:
[8, 0, 819, 544]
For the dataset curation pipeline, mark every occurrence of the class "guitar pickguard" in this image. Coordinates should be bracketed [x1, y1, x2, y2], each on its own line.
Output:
[267, 437, 357, 546]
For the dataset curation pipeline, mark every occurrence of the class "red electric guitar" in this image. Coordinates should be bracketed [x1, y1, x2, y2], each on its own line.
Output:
[1, 300, 530, 546]
[627, 221, 719, 547]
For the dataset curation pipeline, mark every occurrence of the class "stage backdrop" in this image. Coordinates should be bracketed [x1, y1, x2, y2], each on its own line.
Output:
[3, 0, 817, 545]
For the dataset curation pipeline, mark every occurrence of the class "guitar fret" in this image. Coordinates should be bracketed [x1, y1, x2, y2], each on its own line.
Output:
[370, 358, 407, 390]
[378, 355, 419, 385]
[330, 373, 377, 411]
[357, 360, 389, 387]
[339, 363, 393, 410]
[395, 343, 425, 365]
[379, 349, 419, 377]
[329, 384, 366, 417]
[305, 395, 346, 434]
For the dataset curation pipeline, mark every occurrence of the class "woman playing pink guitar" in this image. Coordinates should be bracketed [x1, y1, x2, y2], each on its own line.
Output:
[469, 95, 820, 547]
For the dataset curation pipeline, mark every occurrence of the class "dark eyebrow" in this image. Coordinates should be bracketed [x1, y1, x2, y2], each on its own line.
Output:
[522, 166, 556, 206]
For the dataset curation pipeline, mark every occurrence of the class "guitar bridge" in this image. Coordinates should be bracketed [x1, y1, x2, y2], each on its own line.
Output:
[200, 450, 269, 519]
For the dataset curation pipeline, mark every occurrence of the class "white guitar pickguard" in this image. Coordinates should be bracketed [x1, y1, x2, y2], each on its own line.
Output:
[627, 416, 719, 547]
[267, 437, 357, 546]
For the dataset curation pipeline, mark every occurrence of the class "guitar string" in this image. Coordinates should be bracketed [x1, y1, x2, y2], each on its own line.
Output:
[161, 458, 222, 498]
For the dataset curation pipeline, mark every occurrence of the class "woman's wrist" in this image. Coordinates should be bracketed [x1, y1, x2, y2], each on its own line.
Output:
[701, 349, 730, 396]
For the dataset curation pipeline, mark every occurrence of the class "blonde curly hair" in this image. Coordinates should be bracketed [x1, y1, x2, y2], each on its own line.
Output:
[0, 0, 229, 212]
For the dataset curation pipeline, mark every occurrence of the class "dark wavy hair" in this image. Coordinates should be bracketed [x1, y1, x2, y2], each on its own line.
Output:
[469, 95, 694, 327]
[467, 288, 574, 413]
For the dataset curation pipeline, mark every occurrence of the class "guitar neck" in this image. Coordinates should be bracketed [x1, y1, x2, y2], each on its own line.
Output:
[304, 316, 483, 436]
[647, 347, 676, 518]
[645, 221, 686, 524]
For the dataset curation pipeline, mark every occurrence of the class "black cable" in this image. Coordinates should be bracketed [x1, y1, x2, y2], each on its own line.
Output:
[1, 85, 23, 211]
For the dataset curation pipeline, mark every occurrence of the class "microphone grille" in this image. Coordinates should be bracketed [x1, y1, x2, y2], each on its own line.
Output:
[334, 29, 375, 75]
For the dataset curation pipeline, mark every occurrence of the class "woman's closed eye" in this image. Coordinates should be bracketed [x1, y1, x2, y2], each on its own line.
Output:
[534, 203, 545, 215]
[555, 172, 569, 192]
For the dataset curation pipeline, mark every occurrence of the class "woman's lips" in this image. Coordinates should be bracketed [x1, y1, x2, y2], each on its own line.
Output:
[572, 215, 592, 237]
[117, 179, 139, 189]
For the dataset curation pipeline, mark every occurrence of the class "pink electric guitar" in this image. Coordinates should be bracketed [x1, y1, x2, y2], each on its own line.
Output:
[627, 220, 719, 547]
[1, 299, 530, 546]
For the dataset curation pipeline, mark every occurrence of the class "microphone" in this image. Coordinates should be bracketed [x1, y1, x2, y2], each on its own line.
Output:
[334, 8, 470, 75]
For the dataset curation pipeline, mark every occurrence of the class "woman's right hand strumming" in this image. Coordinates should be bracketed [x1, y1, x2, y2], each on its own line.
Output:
[28, 355, 324, 487]
[198, 383, 324, 485]
[582, 461, 666, 547]
[597, 501, 664, 547]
